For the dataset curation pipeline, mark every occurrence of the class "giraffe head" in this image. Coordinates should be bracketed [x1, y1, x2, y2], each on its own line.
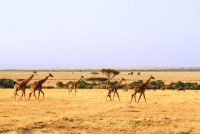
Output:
[49, 73, 54, 78]
[150, 75, 155, 79]
[33, 71, 37, 75]
[122, 77, 126, 81]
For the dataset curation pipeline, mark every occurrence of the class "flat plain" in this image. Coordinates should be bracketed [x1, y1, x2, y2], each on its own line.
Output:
[0, 71, 200, 134]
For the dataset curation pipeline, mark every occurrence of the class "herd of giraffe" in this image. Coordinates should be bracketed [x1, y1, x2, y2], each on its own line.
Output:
[13, 71, 155, 103]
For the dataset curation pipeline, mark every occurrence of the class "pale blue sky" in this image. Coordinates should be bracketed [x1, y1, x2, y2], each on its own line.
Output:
[0, 0, 199, 68]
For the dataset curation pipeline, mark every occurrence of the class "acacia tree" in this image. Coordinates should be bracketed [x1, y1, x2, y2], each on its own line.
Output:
[101, 69, 120, 89]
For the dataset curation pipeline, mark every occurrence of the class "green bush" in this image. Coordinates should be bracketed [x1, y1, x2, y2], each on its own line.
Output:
[65, 81, 73, 89]
[56, 82, 65, 88]
[0, 78, 16, 88]
[165, 81, 200, 90]
[148, 80, 165, 89]
[128, 80, 143, 89]
[77, 80, 92, 89]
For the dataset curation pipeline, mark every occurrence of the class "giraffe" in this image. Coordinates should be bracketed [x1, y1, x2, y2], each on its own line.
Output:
[14, 71, 37, 101]
[69, 76, 84, 95]
[28, 73, 53, 100]
[130, 75, 155, 103]
[106, 77, 126, 101]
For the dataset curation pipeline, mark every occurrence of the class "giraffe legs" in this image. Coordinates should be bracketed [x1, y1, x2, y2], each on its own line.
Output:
[69, 84, 77, 96]
[14, 90, 17, 102]
[33, 91, 37, 100]
[40, 90, 45, 99]
[69, 88, 71, 95]
[138, 93, 143, 103]
[29, 90, 42, 100]
[106, 90, 112, 101]
[18, 88, 27, 101]
[134, 93, 137, 103]
[71, 89, 76, 96]
[74, 88, 77, 96]
[138, 92, 147, 103]
[29, 92, 32, 100]
[69, 84, 73, 95]
[113, 91, 116, 101]
[115, 91, 120, 101]
[38, 90, 41, 100]
[112, 90, 120, 101]
[29, 90, 37, 100]
[24, 91, 27, 101]
[143, 92, 147, 103]
[18, 91, 24, 101]
[74, 84, 78, 96]
[130, 92, 137, 103]
[14, 86, 19, 101]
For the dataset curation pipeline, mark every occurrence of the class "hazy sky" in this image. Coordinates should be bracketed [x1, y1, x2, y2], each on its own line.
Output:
[0, 0, 199, 68]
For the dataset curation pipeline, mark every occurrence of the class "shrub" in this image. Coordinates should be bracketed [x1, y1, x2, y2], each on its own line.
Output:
[64, 81, 73, 89]
[0, 78, 16, 88]
[128, 72, 134, 75]
[128, 80, 143, 89]
[56, 82, 64, 88]
[77, 80, 90, 89]
[86, 77, 108, 89]
[166, 81, 200, 90]
[148, 80, 165, 89]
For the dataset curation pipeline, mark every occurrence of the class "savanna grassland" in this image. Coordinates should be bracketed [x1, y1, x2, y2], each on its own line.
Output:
[0, 71, 200, 134]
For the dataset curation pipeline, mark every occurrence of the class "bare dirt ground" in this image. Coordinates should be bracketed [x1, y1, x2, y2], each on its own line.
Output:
[0, 89, 200, 134]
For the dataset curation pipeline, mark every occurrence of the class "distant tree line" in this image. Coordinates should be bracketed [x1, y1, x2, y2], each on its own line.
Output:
[54, 80, 200, 90]
[1, 78, 200, 90]
[1, 68, 200, 90]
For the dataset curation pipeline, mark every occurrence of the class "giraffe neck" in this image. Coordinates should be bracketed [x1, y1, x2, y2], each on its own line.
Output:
[24, 74, 35, 84]
[117, 79, 124, 86]
[142, 78, 151, 87]
[38, 76, 49, 85]
[118, 79, 123, 85]
[77, 77, 82, 83]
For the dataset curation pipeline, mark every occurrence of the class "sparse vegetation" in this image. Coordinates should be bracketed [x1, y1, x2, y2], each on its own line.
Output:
[56, 82, 65, 88]
[86, 77, 108, 89]
[0, 78, 16, 88]
[166, 81, 200, 90]
[128, 72, 134, 75]
[101, 69, 120, 89]
[128, 80, 143, 89]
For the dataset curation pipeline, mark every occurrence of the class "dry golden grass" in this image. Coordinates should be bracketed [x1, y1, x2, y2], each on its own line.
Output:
[0, 89, 200, 134]
[0, 71, 200, 134]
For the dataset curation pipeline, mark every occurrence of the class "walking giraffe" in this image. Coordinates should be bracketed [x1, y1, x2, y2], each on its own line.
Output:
[106, 77, 126, 101]
[14, 71, 37, 101]
[69, 76, 84, 95]
[130, 75, 155, 103]
[28, 73, 53, 100]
